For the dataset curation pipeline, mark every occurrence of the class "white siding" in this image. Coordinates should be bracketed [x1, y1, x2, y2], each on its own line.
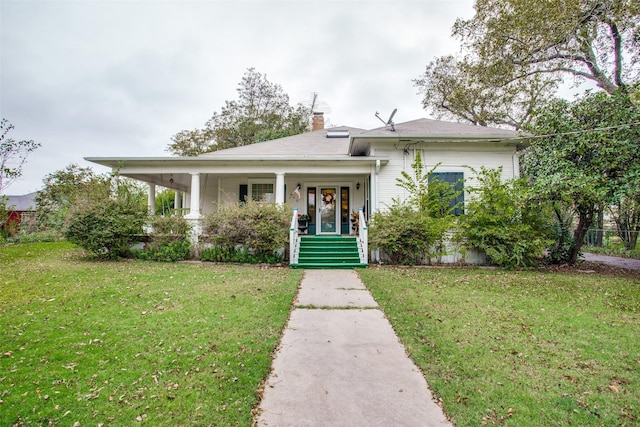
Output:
[375, 147, 407, 210]
[374, 142, 518, 212]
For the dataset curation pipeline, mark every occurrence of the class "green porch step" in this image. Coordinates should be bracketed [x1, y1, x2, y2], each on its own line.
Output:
[291, 236, 367, 269]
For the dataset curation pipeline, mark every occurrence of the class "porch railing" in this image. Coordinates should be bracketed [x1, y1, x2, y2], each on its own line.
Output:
[357, 208, 368, 264]
[289, 207, 368, 265]
[289, 208, 301, 264]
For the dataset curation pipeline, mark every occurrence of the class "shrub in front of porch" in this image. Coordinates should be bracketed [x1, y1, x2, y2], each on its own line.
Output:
[370, 151, 458, 265]
[64, 180, 148, 259]
[134, 215, 192, 262]
[200, 201, 289, 264]
[455, 167, 552, 268]
[369, 203, 452, 265]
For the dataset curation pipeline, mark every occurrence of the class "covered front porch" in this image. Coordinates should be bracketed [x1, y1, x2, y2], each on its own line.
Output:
[86, 157, 384, 266]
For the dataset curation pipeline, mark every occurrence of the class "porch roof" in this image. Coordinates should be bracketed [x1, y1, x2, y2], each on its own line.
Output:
[85, 155, 390, 169]
[85, 125, 383, 171]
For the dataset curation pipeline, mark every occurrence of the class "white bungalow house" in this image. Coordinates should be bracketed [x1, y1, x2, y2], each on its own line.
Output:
[86, 114, 524, 267]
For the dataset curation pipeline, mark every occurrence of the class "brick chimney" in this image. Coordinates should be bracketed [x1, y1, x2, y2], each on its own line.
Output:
[312, 112, 324, 131]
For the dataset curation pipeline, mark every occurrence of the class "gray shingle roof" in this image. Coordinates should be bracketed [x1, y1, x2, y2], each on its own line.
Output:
[358, 118, 521, 138]
[197, 126, 366, 158]
[195, 119, 523, 159]
[5, 192, 37, 211]
[349, 118, 525, 155]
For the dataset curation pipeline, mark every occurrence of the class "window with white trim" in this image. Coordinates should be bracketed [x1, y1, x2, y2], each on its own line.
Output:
[429, 172, 464, 216]
[249, 180, 275, 202]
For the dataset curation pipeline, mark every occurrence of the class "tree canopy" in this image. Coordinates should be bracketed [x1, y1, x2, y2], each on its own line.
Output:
[0, 118, 41, 193]
[415, 0, 640, 127]
[35, 164, 98, 231]
[167, 68, 310, 156]
[454, 0, 640, 94]
[414, 56, 557, 129]
[523, 88, 640, 263]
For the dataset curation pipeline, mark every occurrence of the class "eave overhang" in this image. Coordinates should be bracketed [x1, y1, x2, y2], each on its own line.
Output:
[348, 134, 530, 156]
[85, 155, 390, 169]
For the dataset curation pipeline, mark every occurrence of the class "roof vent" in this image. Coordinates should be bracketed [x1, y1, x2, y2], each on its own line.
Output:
[326, 129, 349, 138]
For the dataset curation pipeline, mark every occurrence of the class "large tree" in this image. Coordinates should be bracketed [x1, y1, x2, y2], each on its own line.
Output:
[35, 164, 99, 231]
[453, 0, 639, 94]
[167, 68, 310, 156]
[414, 55, 557, 129]
[416, 0, 640, 126]
[523, 88, 640, 264]
[0, 118, 41, 193]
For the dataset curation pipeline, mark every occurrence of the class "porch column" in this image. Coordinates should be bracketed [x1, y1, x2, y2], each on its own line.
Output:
[185, 173, 201, 219]
[147, 183, 156, 215]
[185, 173, 202, 247]
[174, 191, 181, 211]
[275, 172, 285, 205]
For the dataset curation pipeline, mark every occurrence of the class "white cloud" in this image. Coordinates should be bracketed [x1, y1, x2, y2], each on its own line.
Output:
[1, 0, 475, 194]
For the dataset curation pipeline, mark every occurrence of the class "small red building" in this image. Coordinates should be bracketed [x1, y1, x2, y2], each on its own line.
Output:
[2, 192, 37, 236]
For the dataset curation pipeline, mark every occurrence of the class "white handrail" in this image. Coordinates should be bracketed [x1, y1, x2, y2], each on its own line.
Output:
[289, 208, 300, 265]
[358, 208, 368, 264]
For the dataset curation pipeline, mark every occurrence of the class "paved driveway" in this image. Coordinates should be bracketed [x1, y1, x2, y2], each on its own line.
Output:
[582, 252, 640, 271]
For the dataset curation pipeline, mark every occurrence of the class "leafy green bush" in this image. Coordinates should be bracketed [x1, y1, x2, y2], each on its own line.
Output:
[64, 180, 148, 259]
[0, 195, 14, 242]
[456, 167, 552, 268]
[369, 203, 452, 265]
[149, 215, 191, 244]
[134, 215, 192, 262]
[35, 164, 99, 233]
[370, 151, 458, 265]
[137, 239, 192, 262]
[199, 246, 283, 264]
[203, 201, 289, 263]
[546, 212, 576, 264]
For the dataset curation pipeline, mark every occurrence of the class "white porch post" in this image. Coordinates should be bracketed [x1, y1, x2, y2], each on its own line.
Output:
[147, 183, 156, 215]
[174, 190, 181, 212]
[185, 173, 202, 245]
[275, 172, 285, 205]
[186, 173, 201, 219]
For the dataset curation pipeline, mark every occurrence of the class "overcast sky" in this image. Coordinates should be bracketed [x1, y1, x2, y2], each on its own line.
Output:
[1, 0, 480, 194]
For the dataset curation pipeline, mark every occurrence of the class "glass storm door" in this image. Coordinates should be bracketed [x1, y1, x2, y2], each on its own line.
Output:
[318, 187, 339, 234]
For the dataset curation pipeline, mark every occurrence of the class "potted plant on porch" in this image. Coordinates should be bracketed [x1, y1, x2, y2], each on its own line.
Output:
[298, 213, 311, 233]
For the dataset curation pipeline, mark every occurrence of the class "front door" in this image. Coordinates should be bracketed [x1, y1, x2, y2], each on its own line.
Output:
[318, 187, 339, 234]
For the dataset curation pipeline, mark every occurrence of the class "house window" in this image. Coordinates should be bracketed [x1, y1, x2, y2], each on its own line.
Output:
[250, 181, 275, 202]
[307, 187, 316, 223]
[429, 172, 464, 216]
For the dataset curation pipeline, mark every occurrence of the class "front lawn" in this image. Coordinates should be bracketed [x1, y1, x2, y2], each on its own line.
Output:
[359, 267, 640, 426]
[0, 242, 302, 426]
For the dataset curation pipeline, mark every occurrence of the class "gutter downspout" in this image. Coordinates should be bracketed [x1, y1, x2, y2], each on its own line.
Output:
[373, 159, 381, 263]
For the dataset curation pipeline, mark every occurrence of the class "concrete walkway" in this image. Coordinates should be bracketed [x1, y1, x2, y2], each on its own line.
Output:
[256, 270, 451, 426]
[582, 252, 640, 271]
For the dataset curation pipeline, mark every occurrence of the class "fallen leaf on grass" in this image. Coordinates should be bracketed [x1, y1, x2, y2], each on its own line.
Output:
[609, 385, 619, 393]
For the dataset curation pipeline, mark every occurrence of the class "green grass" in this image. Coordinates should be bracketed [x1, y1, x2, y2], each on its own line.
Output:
[0, 242, 302, 426]
[359, 267, 640, 426]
